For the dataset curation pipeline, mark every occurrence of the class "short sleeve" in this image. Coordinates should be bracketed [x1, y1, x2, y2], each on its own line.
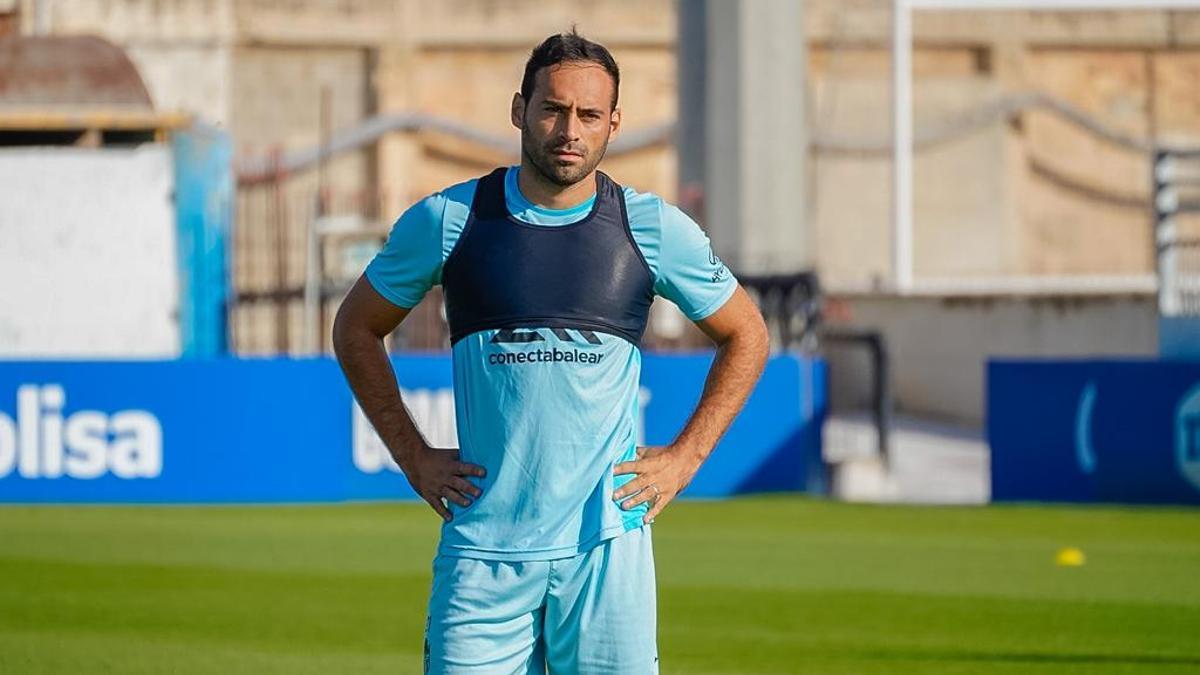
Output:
[364, 194, 447, 309]
[654, 203, 737, 320]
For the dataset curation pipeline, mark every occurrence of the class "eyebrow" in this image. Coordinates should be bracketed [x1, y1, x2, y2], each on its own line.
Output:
[542, 99, 606, 115]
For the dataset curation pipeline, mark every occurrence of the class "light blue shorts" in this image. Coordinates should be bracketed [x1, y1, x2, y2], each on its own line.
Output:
[424, 525, 658, 674]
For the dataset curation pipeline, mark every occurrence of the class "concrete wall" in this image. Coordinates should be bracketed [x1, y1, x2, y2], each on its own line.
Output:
[826, 292, 1158, 427]
[38, 0, 236, 127]
[0, 146, 180, 357]
[805, 5, 1200, 288]
[28, 1, 1200, 283]
[231, 44, 373, 273]
[810, 74, 1018, 286]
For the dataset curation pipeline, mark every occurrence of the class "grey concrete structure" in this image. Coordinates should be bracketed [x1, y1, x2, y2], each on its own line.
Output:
[828, 291, 1159, 426]
[700, 0, 809, 273]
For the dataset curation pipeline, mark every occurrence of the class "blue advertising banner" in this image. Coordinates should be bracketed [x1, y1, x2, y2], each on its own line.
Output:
[0, 354, 825, 504]
[988, 358, 1200, 505]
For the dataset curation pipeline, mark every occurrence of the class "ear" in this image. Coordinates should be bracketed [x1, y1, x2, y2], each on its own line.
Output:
[511, 92, 525, 130]
[608, 106, 622, 142]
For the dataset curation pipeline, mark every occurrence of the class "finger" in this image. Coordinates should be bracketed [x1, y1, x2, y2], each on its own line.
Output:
[620, 486, 657, 511]
[423, 493, 452, 521]
[613, 460, 643, 476]
[450, 476, 482, 499]
[454, 461, 487, 478]
[440, 485, 472, 508]
[612, 475, 648, 501]
[644, 495, 670, 524]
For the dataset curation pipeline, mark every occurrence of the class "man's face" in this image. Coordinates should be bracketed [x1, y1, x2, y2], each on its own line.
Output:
[512, 61, 620, 187]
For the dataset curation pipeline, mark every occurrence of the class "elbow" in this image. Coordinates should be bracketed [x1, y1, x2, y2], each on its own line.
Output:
[724, 307, 770, 371]
[747, 309, 770, 368]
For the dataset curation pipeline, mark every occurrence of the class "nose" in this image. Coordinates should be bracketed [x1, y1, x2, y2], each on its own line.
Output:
[556, 110, 582, 143]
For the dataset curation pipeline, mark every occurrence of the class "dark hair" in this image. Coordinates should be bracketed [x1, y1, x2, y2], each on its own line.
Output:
[520, 28, 620, 111]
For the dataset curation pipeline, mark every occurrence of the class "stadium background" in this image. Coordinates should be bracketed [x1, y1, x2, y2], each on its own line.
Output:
[1, 0, 1198, 673]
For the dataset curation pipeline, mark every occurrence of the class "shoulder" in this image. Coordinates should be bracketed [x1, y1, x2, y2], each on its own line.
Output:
[618, 183, 707, 280]
[620, 184, 704, 244]
[618, 184, 667, 279]
[405, 176, 478, 227]
[389, 177, 480, 265]
[620, 183, 667, 228]
[621, 182, 698, 225]
[440, 176, 480, 212]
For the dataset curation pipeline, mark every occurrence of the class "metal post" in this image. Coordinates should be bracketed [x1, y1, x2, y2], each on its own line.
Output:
[892, 0, 913, 292]
[304, 201, 322, 356]
[677, 0, 707, 223]
[871, 333, 892, 469]
[1154, 149, 1179, 316]
[269, 148, 290, 354]
[305, 87, 333, 355]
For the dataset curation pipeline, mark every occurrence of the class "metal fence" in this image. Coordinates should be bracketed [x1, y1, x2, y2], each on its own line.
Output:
[1154, 148, 1200, 319]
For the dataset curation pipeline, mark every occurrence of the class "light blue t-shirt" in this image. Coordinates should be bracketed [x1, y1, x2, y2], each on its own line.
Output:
[366, 167, 736, 561]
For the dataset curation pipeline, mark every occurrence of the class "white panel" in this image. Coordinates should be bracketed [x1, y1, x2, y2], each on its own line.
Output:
[0, 146, 180, 358]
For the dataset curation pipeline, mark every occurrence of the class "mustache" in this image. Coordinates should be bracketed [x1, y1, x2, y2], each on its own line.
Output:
[546, 143, 586, 155]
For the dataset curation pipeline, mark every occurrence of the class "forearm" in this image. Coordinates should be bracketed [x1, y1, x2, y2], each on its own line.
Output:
[332, 327, 428, 466]
[672, 328, 769, 466]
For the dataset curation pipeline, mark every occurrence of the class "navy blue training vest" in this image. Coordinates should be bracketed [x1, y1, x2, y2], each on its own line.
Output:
[442, 168, 655, 346]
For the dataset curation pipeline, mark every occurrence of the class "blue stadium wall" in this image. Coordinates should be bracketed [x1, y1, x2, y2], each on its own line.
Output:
[0, 354, 826, 503]
[989, 358, 1200, 505]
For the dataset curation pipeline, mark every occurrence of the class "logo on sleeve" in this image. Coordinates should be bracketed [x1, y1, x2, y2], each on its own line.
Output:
[708, 248, 729, 283]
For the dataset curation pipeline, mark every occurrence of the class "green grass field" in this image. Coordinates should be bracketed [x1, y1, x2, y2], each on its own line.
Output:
[1, 497, 1198, 674]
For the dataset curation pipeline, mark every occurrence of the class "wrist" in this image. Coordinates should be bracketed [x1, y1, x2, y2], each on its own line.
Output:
[391, 438, 430, 469]
[668, 440, 708, 469]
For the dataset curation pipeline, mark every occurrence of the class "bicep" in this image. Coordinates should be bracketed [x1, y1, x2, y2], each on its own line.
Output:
[362, 195, 446, 309]
[335, 275, 412, 340]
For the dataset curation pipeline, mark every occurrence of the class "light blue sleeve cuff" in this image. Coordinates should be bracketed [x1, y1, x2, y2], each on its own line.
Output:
[365, 264, 419, 309]
[684, 276, 738, 321]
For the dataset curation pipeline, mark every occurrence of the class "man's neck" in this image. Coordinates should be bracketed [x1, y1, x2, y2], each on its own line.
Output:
[516, 163, 597, 210]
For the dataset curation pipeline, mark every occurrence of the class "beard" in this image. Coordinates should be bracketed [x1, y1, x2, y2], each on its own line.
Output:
[520, 122, 609, 187]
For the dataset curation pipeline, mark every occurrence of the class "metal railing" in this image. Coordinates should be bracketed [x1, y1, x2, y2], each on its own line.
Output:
[1154, 148, 1200, 318]
[739, 271, 893, 467]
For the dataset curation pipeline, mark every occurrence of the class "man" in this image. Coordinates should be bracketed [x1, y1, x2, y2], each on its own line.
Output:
[333, 29, 768, 674]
